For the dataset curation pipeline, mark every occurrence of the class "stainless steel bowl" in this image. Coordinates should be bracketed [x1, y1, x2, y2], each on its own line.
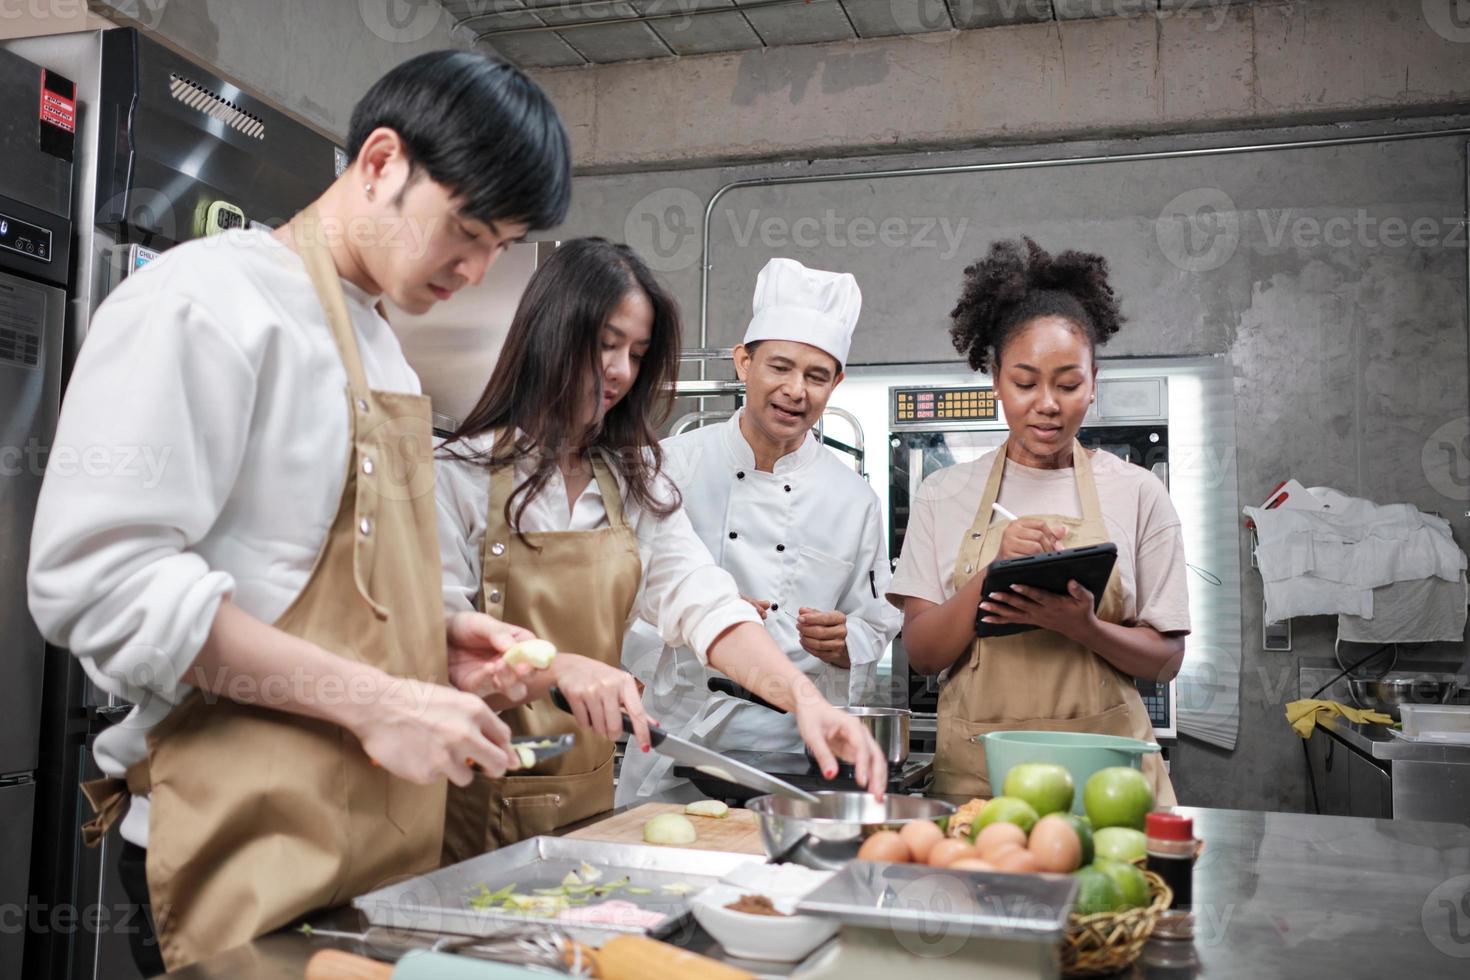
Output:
[803, 707, 911, 767]
[1349, 676, 1460, 721]
[747, 791, 955, 870]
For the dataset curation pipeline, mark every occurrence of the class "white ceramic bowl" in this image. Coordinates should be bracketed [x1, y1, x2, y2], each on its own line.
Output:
[690, 884, 838, 962]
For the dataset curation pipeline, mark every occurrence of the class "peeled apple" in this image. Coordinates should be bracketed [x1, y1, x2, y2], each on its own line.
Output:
[643, 812, 698, 845]
[503, 639, 558, 669]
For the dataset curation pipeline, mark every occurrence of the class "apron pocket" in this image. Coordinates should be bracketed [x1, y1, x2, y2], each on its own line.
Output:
[495, 752, 616, 845]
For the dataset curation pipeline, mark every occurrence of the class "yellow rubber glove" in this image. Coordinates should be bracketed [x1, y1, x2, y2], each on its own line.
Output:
[1285, 699, 1395, 738]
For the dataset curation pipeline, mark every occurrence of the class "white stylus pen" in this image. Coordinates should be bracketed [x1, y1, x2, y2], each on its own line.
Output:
[991, 502, 1020, 522]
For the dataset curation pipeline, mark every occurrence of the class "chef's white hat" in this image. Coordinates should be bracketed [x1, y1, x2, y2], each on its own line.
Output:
[742, 258, 861, 368]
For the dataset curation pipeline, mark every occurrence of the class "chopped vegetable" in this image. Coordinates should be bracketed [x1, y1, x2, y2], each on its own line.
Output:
[643, 812, 698, 845]
[298, 924, 315, 936]
[468, 882, 518, 910]
[515, 745, 537, 769]
[684, 800, 730, 819]
[503, 639, 558, 669]
[504, 893, 569, 917]
[660, 882, 695, 895]
[576, 861, 603, 884]
[625, 886, 653, 896]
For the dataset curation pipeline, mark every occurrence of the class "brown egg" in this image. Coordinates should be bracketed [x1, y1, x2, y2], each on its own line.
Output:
[857, 830, 912, 864]
[947, 858, 997, 873]
[993, 847, 1042, 874]
[974, 821, 1029, 860]
[898, 820, 945, 864]
[1027, 814, 1083, 873]
[927, 838, 980, 868]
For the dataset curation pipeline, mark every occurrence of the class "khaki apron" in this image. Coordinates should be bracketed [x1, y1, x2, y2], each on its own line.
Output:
[932, 440, 1176, 805]
[79, 207, 448, 970]
[441, 447, 642, 863]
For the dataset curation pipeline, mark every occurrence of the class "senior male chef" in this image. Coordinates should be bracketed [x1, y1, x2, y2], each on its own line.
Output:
[617, 258, 902, 803]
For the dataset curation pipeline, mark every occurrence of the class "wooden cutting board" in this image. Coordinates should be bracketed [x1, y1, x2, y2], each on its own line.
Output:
[566, 802, 767, 855]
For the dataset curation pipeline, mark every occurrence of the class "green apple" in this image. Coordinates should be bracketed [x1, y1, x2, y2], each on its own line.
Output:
[1093, 859, 1150, 910]
[1083, 767, 1155, 830]
[1001, 763, 1075, 817]
[1093, 826, 1147, 863]
[971, 796, 1040, 837]
[1071, 865, 1124, 916]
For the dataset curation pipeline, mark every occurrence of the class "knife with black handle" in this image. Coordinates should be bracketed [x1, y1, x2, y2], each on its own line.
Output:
[550, 686, 818, 803]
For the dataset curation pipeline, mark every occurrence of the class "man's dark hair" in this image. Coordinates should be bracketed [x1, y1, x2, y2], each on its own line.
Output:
[347, 50, 571, 231]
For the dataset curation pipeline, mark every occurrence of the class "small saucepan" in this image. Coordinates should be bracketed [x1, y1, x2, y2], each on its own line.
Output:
[706, 679, 911, 766]
[805, 707, 911, 768]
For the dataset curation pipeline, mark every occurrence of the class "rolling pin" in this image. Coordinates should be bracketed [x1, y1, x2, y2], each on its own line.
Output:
[305, 949, 545, 980]
[307, 936, 754, 980]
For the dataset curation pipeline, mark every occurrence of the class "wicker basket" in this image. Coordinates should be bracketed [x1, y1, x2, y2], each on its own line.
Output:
[1059, 869, 1173, 978]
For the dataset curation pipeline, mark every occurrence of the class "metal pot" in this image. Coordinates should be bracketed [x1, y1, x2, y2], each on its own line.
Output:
[1349, 676, 1460, 721]
[804, 707, 911, 767]
[747, 791, 955, 870]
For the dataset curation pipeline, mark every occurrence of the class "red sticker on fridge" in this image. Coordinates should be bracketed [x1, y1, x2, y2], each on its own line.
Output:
[39, 70, 76, 133]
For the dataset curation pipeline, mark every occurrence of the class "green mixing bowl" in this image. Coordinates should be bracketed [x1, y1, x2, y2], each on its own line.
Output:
[980, 730, 1160, 815]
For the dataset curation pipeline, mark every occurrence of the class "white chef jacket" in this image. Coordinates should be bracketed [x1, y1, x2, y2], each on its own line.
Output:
[616, 410, 901, 804]
[435, 432, 761, 659]
[27, 228, 421, 848]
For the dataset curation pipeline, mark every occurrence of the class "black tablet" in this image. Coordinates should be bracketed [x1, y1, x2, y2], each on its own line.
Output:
[974, 542, 1118, 638]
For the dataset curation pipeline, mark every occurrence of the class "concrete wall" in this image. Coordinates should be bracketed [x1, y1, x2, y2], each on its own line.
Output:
[531, 0, 1470, 172]
[548, 117, 1470, 813]
[90, 0, 474, 138]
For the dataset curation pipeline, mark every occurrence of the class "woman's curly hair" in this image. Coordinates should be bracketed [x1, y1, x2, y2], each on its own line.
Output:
[949, 237, 1124, 373]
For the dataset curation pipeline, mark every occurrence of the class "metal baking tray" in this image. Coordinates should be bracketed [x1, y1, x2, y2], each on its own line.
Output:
[796, 860, 1077, 941]
[354, 836, 763, 941]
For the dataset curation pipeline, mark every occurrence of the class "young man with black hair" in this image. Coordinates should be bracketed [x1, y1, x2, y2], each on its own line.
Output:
[28, 51, 571, 972]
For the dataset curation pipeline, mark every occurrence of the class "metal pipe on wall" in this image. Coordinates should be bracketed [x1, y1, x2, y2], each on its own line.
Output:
[696, 125, 1470, 354]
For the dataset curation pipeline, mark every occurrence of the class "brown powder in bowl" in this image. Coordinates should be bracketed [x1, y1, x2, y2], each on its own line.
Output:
[724, 893, 789, 917]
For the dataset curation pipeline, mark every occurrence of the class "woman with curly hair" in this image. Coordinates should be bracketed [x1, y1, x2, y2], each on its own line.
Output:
[888, 238, 1189, 802]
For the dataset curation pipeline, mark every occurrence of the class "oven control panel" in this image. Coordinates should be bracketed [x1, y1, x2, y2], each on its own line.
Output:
[893, 385, 997, 423]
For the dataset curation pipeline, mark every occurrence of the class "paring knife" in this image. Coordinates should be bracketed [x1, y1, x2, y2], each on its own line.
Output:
[510, 734, 575, 765]
[469, 735, 575, 774]
[549, 688, 818, 804]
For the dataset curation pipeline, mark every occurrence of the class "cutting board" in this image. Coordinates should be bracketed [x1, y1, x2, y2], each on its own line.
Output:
[566, 803, 767, 855]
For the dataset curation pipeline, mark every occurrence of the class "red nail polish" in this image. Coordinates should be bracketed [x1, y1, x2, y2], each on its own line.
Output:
[825, 768, 836, 778]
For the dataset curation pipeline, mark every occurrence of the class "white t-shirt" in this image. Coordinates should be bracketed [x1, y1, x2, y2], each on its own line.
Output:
[888, 448, 1192, 634]
[28, 228, 421, 847]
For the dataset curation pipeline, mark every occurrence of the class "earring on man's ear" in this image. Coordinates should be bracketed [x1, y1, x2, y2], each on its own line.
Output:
[365, 183, 375, 201]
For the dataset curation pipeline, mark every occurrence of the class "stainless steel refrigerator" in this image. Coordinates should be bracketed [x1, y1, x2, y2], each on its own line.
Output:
[3, 28, 338, 980]
[0, 42, 75, 980]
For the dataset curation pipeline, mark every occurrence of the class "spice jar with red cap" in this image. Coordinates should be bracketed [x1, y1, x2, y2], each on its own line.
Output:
[1146, 811, 1196, 940]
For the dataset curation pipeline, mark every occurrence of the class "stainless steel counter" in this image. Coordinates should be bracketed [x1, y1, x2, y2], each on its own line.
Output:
[1312, 715, 1470, 822]
[1317, 714, 1470, 763]
[158, 807, 1470, 979]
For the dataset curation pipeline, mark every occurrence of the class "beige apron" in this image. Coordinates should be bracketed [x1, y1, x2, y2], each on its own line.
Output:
[80, 207, 448, 970]
[932, 440, 1176, 805]
[441, 447, 642, 863]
